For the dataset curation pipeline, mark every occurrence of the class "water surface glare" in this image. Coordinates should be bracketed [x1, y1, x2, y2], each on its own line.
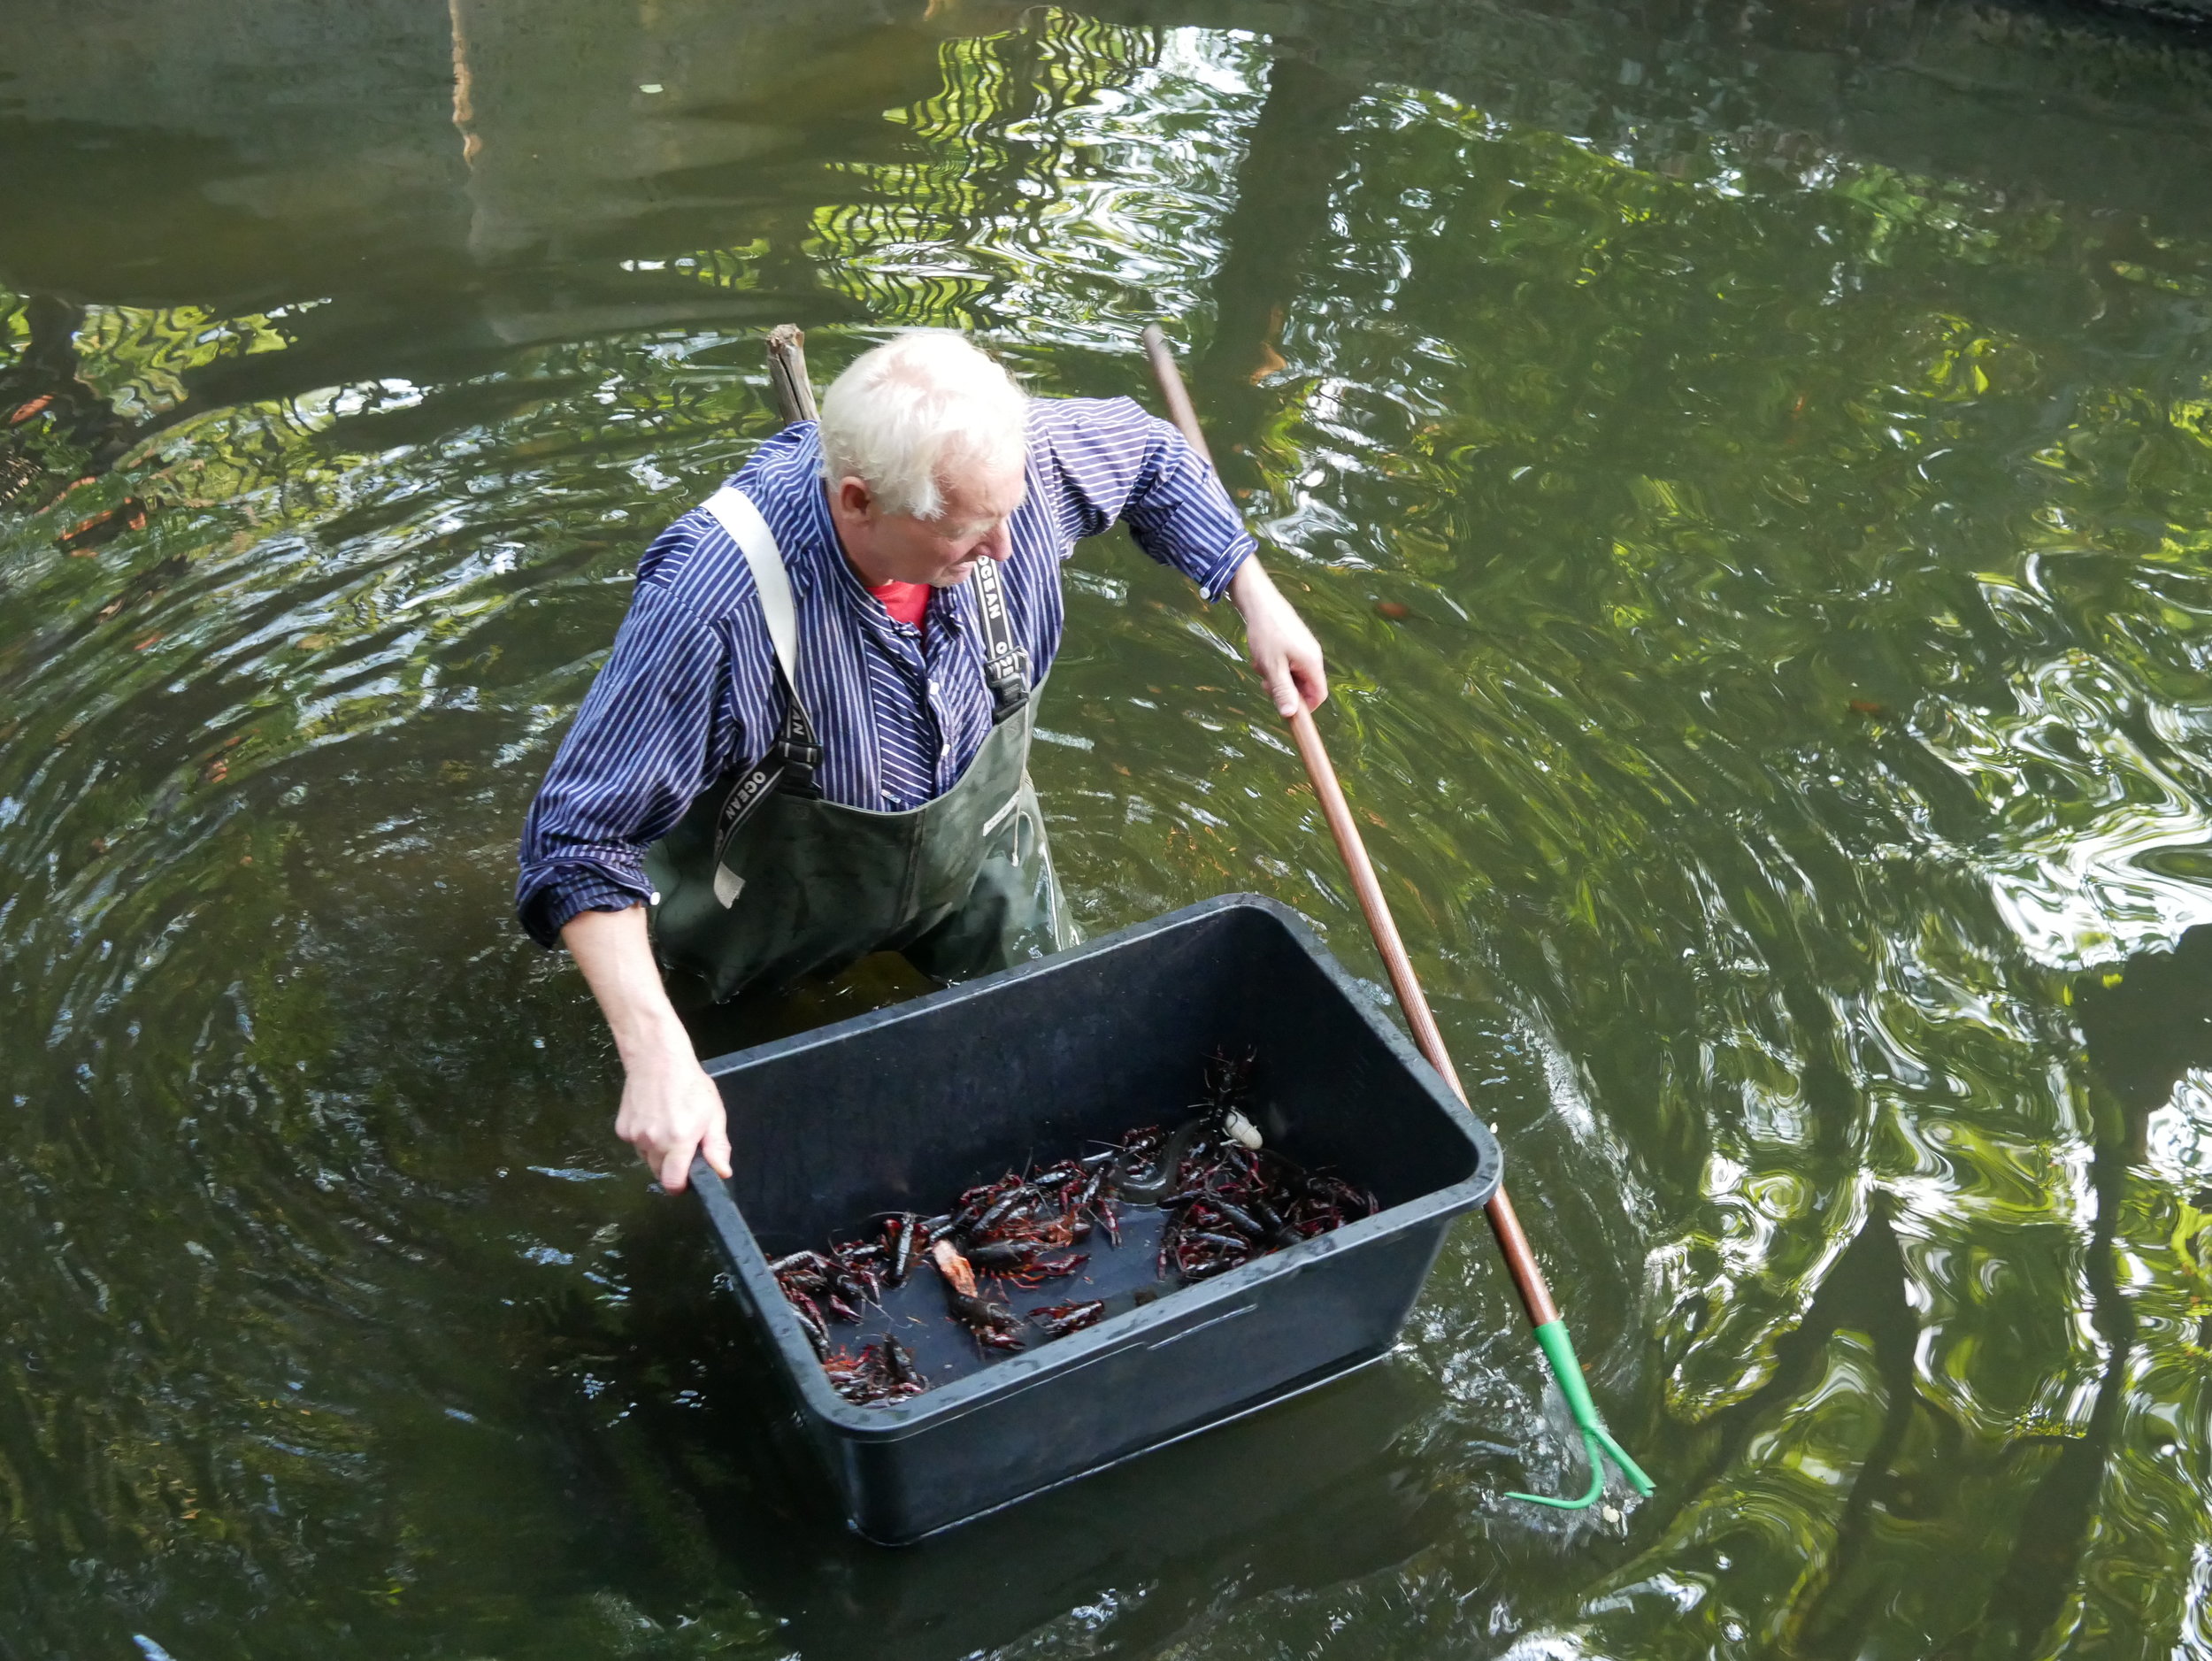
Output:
[6, 0, 2212, 1655]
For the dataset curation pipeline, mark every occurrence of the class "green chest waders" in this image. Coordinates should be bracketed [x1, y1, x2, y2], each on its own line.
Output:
[644, 486, 1074, 1004]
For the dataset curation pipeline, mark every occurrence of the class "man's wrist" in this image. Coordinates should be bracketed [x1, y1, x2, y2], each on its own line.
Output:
[613, 1008, 695, 1071]
[1227, 554, 1272, 611]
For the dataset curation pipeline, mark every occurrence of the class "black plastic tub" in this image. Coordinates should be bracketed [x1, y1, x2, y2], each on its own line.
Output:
[690, 893, 1502, 1543]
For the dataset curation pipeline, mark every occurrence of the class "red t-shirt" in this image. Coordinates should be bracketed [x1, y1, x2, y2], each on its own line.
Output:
[869, 580, 930, 631]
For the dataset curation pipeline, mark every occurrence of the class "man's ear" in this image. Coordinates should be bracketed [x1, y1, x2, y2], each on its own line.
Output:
[835, 475, 875, 519]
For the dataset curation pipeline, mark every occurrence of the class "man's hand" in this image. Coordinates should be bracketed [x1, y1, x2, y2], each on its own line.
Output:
[612, 1040, 733, 1193]
[563, 904, 733, 1193]
[1228, 557, 1327, 719]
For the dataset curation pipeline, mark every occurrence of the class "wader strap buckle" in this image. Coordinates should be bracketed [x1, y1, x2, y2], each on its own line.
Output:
[971, 555, 1031, 726]
[773, 704, 824, 800]
[710, 671, 822, 853]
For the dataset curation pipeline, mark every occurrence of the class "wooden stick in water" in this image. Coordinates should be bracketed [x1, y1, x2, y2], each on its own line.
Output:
[767, 323, 818, 427]
[1139, 322, 1559, 1330]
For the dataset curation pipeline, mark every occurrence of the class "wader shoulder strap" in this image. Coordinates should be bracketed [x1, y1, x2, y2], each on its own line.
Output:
[701, 487, 823, 869]
[970, 553, 1031, 725]
[707, 487, 799, 686]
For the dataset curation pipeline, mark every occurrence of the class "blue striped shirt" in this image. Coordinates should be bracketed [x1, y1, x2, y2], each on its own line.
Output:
[516, 396, 1255, 947]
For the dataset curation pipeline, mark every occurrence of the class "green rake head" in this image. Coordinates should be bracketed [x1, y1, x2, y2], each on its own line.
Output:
[1505, 1320, 1657, 1511]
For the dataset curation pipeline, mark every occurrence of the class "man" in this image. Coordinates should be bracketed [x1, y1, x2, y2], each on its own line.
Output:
[517, 331, 1325, 1191]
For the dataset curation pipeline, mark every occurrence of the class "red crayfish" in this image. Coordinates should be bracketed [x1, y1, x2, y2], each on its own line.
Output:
[767, 1045, 1379, 1404]
[824, 1337, 926, 1406]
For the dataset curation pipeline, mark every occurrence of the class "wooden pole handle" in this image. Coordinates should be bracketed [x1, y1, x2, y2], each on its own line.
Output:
[767, 323, 818, 427]
[1140, 324, 1559, 1330]
[1285, 704, 1463, 1100]
[1141, 326, 1210, 465]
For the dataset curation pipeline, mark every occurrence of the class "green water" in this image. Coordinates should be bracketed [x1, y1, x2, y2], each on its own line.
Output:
[8, 0, 2212, 1654]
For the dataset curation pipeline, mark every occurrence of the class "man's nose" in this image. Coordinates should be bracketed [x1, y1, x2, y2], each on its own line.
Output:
[979, 521, 1015, 563]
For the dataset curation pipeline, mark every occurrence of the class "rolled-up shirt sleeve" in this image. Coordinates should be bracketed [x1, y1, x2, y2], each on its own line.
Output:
[515, 582, 733, 948]
[1044, 397, 1256, 601]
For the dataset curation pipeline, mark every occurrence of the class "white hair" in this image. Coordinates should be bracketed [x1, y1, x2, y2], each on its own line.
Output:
[818, 331, 1028, 520]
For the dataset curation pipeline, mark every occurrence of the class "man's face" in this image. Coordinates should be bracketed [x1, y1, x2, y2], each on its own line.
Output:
[830, 460, 1027, 588]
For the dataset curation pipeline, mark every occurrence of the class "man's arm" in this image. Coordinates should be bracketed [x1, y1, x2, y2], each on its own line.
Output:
[1042, 399, 1329, 716]
[515, 538, 754, 1190]
[517, 574, 731, 946]
[562, 904, 731, 1193]
[1226, 555, 1327, 718]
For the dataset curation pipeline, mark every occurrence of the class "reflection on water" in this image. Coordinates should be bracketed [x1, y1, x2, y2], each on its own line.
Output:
[5, 0, 2212, 1654]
